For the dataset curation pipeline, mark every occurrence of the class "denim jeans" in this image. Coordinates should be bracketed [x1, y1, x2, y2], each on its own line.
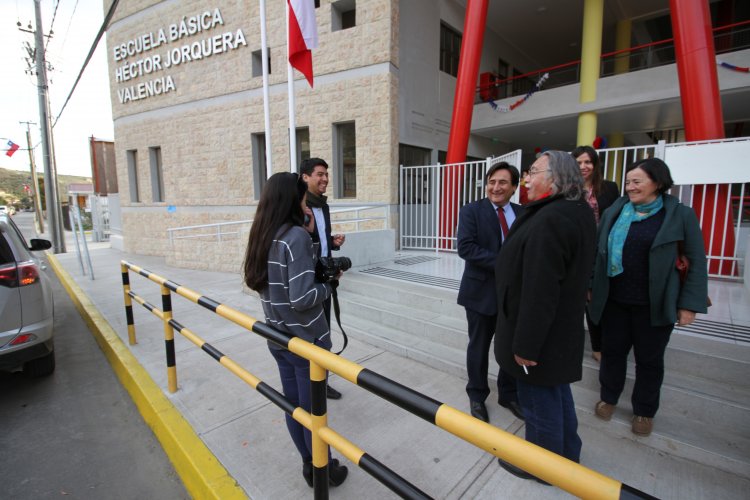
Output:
[269, 347, 314, 461]
[516, 380, 582, 462]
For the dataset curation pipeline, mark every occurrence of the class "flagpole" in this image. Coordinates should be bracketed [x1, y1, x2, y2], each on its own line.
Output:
[286, 0, 298, 173]
[259, 0, 273, 178]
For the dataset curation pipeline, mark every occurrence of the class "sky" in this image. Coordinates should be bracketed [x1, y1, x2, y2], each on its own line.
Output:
[1, 0, 113, 178]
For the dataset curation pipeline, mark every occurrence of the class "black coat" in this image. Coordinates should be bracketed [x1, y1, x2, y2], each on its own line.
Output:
[494, 194, 596, 385]
[457, 198, 524, 316]
[596, 180, 620, 216]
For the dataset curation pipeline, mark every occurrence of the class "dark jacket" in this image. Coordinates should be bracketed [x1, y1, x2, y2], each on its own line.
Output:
[596, 180, 620, 216]
[306, 194, 339, 258]
[589, 194, 708, 326]
[457, 198, 523, 316]
[494, 195, 596, 385]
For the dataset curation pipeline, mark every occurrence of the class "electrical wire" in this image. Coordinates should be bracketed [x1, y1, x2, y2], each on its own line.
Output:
[52, 0, 121, 128]
[58, 0, 81, 54]
[45, 0, 61, 52]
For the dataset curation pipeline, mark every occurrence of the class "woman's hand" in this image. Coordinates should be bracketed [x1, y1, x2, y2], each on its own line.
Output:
[677, 309, 696, 326]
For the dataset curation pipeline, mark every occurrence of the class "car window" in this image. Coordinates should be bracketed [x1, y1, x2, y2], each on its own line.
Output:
[0, 230, 15, 265]
[6, 216, 31, 249]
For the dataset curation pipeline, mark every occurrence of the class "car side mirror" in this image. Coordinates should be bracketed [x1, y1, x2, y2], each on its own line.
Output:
[29, 238, 52, 251]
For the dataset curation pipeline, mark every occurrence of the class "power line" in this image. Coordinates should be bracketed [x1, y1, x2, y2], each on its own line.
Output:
[58, 0, 81, 54]
[52, 0, 121, 128]
[44, 0, 60, 52]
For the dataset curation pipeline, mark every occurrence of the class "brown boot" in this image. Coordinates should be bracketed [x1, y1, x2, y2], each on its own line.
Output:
[594, 401, 615, 421]
[632, 415, 653, 436]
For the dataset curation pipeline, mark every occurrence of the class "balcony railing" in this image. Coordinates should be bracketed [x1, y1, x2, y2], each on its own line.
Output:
[477, 20, 750, 104]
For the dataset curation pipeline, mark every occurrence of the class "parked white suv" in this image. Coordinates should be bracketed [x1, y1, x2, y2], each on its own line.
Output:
[0, 214, 55, 376]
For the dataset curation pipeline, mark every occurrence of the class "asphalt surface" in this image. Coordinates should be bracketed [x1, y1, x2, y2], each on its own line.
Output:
[0, 212, 188, 500]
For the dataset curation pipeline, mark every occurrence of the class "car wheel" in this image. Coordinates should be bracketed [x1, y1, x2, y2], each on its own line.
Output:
[23, 350, 56, 377]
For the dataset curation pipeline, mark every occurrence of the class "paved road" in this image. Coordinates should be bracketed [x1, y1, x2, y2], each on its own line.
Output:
[0, 212, 189, 499]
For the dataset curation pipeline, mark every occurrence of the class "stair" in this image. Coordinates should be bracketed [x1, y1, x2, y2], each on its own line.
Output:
[336, 270, 750, 478]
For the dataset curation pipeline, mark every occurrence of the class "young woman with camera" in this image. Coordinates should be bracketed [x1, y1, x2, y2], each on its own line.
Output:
[243, 172, 348, 488]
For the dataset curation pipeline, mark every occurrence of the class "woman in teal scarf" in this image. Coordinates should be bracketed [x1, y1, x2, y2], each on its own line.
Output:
[588, 158, 708, 437]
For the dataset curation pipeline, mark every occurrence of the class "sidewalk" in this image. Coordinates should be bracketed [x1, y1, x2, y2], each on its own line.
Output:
[48, 239, 750, 499]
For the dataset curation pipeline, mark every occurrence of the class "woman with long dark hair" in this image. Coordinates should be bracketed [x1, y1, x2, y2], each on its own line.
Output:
[589, 158, 708, 437]
[243, 172, 348, 488]
[572, 145, 620, 363]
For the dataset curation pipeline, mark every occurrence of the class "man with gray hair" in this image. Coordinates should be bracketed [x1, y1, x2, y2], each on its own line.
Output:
[493, 150, 596, 483]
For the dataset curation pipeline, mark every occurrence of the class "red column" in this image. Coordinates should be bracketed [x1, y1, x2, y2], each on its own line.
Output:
[670, 0, 735, 276]
[441, 0, 489, 248]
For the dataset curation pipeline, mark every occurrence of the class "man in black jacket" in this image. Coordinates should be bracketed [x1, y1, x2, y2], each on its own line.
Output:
[494, 151, 595, 482]
[301, 157, 346, 400]
[457, 162, 524, 423]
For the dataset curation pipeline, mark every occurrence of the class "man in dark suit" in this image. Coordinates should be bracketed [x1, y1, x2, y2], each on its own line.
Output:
[457, 162, 524, 423]
[301, 157, 346, 400]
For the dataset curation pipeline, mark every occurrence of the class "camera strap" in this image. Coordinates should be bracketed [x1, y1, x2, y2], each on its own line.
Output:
[330, 286, 348, 355]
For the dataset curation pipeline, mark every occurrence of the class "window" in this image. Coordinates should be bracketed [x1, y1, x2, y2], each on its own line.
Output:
[252, 133, 268, 200]
[126, 149, 139, 202]
[251, 48, 271, 78]
[333, 122, 356, 198]
[296, 127, 311, 167]
[440, 23, 461, 76]
[332, 0, 356, 32]
[399, 144, 432, 204]
[149, 146, 164, 202]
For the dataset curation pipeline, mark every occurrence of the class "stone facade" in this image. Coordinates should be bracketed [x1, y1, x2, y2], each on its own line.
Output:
[106, 0, 399, 259]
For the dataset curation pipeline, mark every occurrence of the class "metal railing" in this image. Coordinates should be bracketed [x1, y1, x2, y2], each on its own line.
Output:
[120, 260, 656, 500]
[167, 204, 391, 245]
[399, 139, 749, 280]
[477, 20, 750, 104]
[399, 150, 522, 252]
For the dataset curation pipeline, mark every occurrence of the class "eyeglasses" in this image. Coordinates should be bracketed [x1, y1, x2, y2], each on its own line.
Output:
[526, 168, 548, 177]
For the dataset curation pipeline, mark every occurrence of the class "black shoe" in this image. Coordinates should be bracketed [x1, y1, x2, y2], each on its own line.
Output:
[328, 459, 348, 487]
[326, 385, 342, 400]
[302, 461, 313, 488]
[302, 459, 348, 487]
[499, 400, 525, 421]
[470, 400, 489, 422]
[497, 458, 550, 485]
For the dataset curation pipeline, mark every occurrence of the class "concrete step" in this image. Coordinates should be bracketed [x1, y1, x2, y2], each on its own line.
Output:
[336, 272, 750, 479]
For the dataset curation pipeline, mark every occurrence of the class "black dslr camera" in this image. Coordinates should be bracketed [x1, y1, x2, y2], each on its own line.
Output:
[316, 256, 352, 283]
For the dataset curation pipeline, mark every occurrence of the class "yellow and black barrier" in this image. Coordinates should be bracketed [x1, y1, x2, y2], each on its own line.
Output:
[120, 260, 658, 500]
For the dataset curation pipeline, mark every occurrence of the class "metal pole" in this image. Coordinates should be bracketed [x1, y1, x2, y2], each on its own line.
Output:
[33, 0, 65, 253]
[286, 2, 298, 173]
[259, 0, 273, 177]
[20, 121, 44, 234]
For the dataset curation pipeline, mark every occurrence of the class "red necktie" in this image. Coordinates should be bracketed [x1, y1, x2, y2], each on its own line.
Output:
[498, 206, 509, 239]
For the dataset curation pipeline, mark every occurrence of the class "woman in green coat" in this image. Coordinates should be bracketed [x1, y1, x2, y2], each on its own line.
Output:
[588, 158, 708, 437]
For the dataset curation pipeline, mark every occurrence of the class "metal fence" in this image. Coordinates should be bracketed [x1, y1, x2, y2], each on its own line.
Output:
[398, 139, 749, 280]
[399, 150, 523, 252]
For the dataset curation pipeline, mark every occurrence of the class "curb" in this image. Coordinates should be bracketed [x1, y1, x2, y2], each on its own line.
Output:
[47, 254, 248, 500]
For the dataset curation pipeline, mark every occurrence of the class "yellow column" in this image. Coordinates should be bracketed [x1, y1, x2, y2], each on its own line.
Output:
[614, 19, 632, 75]
[577, 0, 604, 146]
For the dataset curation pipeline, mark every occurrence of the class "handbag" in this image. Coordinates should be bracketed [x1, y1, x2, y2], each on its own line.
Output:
[676, 241, 712, 307]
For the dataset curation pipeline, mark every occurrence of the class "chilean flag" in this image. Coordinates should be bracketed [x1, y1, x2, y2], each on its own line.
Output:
[287, 0, 318, 88]
[6, 140, 20, 157]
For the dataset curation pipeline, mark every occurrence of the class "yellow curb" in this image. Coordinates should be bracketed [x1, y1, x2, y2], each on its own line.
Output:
[47, 254, 248, 500]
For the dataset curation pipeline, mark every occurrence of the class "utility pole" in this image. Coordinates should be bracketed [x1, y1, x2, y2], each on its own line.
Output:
[19, 120, 45, 234]
[32, 0, 65, 253]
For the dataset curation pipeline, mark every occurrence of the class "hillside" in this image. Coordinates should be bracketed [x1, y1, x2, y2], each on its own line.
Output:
[0, 167, 92, 205]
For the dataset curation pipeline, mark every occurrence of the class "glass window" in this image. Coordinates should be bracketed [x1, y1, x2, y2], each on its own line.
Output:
[332, 0, 356, 32]
[440, 23, 461, 77]
[251, 48, 271, 78]
[252, 133, 268, 200]
[296, 127, 311, 167]
[149, 147, 164, 202]
[127, 149, 139, 203]
[334, 122, 356, 198]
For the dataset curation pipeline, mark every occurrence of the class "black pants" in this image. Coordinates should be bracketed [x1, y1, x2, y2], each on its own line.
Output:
[599, 300, 673, 418]
[465, 309, 517, 404]
[584, 304, 601, 352]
